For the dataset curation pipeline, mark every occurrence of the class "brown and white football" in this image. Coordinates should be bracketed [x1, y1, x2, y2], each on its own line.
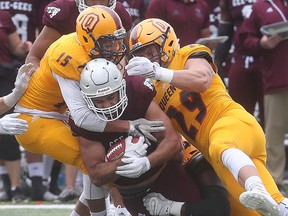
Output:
[105, 137, 140, 162]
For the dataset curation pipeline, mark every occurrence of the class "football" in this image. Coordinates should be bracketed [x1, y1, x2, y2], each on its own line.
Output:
[105, 137, 140, 162]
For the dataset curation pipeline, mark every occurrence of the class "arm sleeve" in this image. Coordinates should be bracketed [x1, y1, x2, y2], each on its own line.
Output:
[53, 72, 107, 132]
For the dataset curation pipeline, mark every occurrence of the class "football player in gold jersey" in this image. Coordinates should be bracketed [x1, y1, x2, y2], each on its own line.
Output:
[126, 18, 288, 216]
[14, 6, 164, 216]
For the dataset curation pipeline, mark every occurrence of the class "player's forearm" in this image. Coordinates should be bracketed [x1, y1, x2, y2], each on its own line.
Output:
[172, 60, 214, 92]
[89, 160, 123, 187]
[104, 120, 130, 132]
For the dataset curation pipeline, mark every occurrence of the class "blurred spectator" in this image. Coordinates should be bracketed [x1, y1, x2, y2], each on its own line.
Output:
[213, 0, 264, 128]
[118, 0, 150, 27]
[145, 0, 211, 47]
[239, 0, 288, 196]
[0, 0, 57, 201]
[202, 0, 221, 37]
[0, 10, 32, 202]
[26, 0, 132, 67]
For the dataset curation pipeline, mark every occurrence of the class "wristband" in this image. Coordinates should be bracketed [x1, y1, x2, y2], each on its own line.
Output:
[3, 92, 18, 107]
[144, 157, 151, 170]
[170, 201, 185, 216]
[128, 121, 135, 132]
[156, 67, 174, 83]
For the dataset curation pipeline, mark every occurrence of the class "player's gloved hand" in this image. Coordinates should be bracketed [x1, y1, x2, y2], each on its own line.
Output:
[124, 136, 148, 158]
[116, 156, 151, 178]
[0, 113, 28, 135]
[128, 118, 165, 145]
[143, 192, 184, 216]
[3, 63, 35, 107]
[125, 57, 174, 83]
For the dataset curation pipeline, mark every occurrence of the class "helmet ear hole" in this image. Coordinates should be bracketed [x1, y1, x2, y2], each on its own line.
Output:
[83, 36, 88, 43]
[168, 41, 174, 50]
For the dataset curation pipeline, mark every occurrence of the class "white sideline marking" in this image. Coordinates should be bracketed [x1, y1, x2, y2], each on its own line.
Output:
[0, 204, 74, 209]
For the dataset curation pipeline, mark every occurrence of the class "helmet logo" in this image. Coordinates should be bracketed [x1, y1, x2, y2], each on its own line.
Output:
[97, 87, 111, 94]
[80, 12, 100, 34]
[151, 19, 168, 34]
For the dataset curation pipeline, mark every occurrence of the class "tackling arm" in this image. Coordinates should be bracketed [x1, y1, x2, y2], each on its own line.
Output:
[56, 73, 166, 136]
[171, 57, 215, 92]
[126, 53, 215, 93]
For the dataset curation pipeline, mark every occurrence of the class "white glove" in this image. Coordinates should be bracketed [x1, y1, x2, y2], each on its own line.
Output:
[0, 113, 28, 135]
[124, 136, 148, 158]
[3, 63, 35, 107]
[143, 192, 184, 216]
[115, 156, 151, 178]
[128, 118, 165, 145]
[125, 57, 174, 83]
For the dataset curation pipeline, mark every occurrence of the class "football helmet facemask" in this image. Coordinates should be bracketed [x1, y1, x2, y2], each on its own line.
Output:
[75, 0, 116, 13]
[76, 5, 126, 64]
[129, 18, 179, 67]
[80, 58, 128, 121]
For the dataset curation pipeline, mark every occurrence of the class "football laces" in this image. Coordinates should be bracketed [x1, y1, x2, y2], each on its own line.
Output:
[107, 143, 124, 160]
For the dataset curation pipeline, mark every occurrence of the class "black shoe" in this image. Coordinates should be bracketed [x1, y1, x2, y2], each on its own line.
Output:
[11, 187, 28, 203]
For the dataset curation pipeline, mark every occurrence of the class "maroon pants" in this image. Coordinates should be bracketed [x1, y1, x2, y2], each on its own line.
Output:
[122, 161, 201, 216]
[228, 52, 264, 128]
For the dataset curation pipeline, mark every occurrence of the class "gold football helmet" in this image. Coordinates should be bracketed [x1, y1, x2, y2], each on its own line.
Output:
[129, 18, 179, 66]
[76, 5, 126, 64]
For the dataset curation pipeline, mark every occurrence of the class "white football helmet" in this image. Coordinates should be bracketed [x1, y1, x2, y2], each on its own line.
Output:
[76, 0, 116, 13]
[80, 58, 128, 121]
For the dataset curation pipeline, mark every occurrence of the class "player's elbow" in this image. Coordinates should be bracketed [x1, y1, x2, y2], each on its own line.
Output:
[197, 79, 211, 93]
[197, 72, 213, 92]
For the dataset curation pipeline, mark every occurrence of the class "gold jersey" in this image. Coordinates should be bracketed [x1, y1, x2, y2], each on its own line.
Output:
[154, 44, 244, 158]
[18, 33, 90, 113]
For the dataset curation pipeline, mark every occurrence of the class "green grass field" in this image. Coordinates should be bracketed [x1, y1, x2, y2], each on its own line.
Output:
[0, 209, 72, 216]
[0, 184, 287, 216]
[0, 203, 74, 216]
